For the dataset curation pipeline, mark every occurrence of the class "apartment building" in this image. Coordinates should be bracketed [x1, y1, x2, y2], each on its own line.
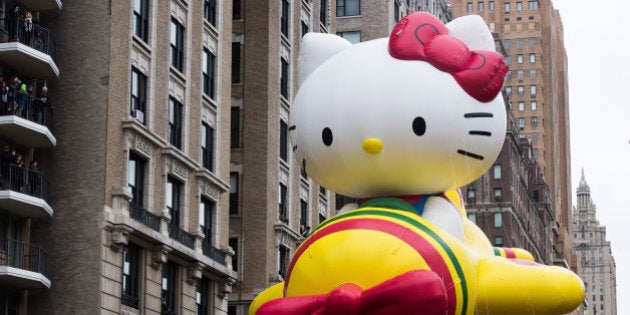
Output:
[0, 0, 60, 313]
[228, 1, 338, 314]
[450, 0, 574, 271]
[573, 171, 617, 315]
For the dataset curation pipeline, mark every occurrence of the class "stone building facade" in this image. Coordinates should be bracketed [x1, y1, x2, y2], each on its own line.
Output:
[573, 171, 617, 315]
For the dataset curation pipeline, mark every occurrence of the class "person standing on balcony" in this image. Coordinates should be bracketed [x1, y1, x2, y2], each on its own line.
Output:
[23, 11, 33, 46]
[0, 81, 8, 115]
[16, 84, 28, 118]
[9, 4, 24, 42]
[11, 152, 24, 192]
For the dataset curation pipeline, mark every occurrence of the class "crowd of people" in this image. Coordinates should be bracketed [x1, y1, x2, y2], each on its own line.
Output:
[0, 75, 51, 126]
[0, 144, 41, 197]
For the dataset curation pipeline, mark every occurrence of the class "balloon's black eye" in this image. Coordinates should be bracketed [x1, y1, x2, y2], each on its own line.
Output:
[322, 127, 333, 146]
[412, 117, 426, 136]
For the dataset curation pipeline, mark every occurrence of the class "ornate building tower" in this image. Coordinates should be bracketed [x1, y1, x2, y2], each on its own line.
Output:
[573, 170, 617, 315]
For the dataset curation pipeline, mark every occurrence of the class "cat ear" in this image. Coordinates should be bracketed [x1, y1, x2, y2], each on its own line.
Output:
[446, 15, 496, 51]
[298, 33, 352, 86]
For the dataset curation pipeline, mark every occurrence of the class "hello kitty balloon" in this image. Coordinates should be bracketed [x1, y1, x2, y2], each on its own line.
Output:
[249, 12, 584, 315]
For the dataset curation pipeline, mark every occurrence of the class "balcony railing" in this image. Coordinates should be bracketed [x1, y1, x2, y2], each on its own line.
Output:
[129, 202, 160, 232]
[0, 163, 50, 201]
[202, 242, 226, 265]
[0, 87, 53, 129]
[169, 225, 195, 249]
[0, 239, 47, 277]
[0, 17, 56, 59]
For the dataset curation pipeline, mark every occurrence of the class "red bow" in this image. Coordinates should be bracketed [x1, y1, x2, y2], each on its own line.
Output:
[256, 270, 448, 315]
[388, 12, 508, 103]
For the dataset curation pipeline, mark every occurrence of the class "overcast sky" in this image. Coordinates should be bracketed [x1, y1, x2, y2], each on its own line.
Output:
[550, 0, 630, 313]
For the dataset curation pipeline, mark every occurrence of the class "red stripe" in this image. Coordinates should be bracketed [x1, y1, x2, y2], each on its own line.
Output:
[503, 248, 516, 259]
[284, 218, 458, 315]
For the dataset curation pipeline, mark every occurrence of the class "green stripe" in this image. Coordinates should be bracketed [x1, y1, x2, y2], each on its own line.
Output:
[493, 247, 501, 256]
[315, 209, 469, 315]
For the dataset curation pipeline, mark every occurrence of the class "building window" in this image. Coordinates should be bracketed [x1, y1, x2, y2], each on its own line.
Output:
[229, 237, 239, 271]
[280, 58, 289, 99]
[201, 122, 214, 172]
[517, 85, 524, 95]
[531, 101, 537, 111]
[133, 0, 149, 42]
[503, 39, 511, 49]
[197, 277, 210, 315]
[467, 2, 473, 13]
[505, 86, 511, 96]
[130, 67, 147, 124]
[530, 85, 537, 96]
[467, 213, 476, 224]
[161, 262, 177, 315]
[231, 107, 240, 148]
[505, 56, 511, 65]
[533, 149, 538, 159]
[232, 42, 241, 83]
[200, 197, 215, 249]
[516, 1, 522, 11]
[504, 2, 510, 12]
[337, 31, 361, 44]
[167, 176, 182, 229]
[279, 183, 288, 222]
[477, 2, 484, 12]
[167, 97, 183, 149]
[319, 213, 327, 224]
[128, 152, 146, 207]
[518, 101, 524, 111]
[281, 0, 290, 37]
[467, 188, 476, 201]
[203, 48, 216, 99]
[301, 20, 309, 38]
[528, 0, 538, 10]
[300, 199, 309, 226]
[528, 37, 536, 47]
[516, 38, 523, 48]
[517, 54, 523, 64]
[494, 212, 503, 227]
[531, 133, 538, 144]
[280, 120, 288, 162]
[320, 0, 328, 25]
[494, 236, 503, 246]
[204, 0, 217, 26]
[489, 1, 495, 11]
[493, 164, 502, 179]
[506, 71, 512, 81]
[233, 0, 242, 20]
[121, 243, 140, 309]
[530, 69, 536, 79]
[494, 188, 502, 201]
[337, 0, 360, 16]
[517, 70, 523, 80]
[531, 116, 538, 128]
[229, 172, 239, 215]
[529, 53, 536, 63]
[279, 245, 290, 278]
[518, 118, 525, 128]
[170, 18, 185, 72]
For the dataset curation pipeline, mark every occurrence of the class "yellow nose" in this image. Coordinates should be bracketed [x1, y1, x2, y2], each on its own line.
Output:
[362, 138, 383, 154]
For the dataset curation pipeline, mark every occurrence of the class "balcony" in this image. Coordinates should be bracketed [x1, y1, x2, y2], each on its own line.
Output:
[0, 18, 59, 78]
[0, 88, 55, 148]
[202, 242, 226, 265]
[0, 163, 52, 218]
[169, 225, 195, 249]
[129, 202, 160, 232]
[21, 0, 63, 11]
[0, 239, 50, 289]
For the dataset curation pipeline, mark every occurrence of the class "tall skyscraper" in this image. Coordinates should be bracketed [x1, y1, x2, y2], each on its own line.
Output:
[450, 0, 574, 271]
[573, 170, 617, 315]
